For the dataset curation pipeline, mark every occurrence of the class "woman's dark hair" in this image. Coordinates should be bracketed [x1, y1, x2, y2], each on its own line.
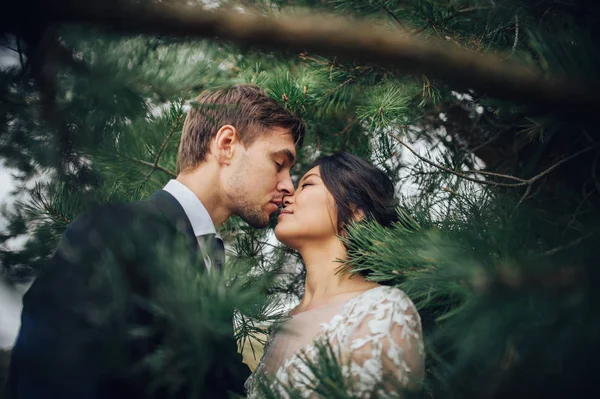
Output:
[314, 152, 399, 232]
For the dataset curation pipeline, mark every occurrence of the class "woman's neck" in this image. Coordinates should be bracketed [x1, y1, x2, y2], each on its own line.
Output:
[296, 237, 378, 311]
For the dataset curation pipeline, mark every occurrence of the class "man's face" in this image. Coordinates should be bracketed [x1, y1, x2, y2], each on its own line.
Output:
[225, 127, 296, 228]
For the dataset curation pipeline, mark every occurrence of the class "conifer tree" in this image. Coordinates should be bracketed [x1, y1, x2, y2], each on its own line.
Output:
[1, 0, 599, 397]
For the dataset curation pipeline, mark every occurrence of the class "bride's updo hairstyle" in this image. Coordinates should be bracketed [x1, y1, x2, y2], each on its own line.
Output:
[314, 152, 399, 233]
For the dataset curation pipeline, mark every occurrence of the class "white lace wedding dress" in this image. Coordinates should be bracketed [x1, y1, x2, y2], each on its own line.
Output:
[245, 286, 424, 398]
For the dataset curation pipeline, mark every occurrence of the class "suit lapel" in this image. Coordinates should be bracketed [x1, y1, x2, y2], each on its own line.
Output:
[147, 190, 199, 252]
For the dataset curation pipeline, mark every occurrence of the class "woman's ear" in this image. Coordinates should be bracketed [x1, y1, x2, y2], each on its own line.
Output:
[352, 207, 365, 223]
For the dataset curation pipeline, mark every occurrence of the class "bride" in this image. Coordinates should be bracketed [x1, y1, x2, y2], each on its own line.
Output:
[245, 152, 424, 398]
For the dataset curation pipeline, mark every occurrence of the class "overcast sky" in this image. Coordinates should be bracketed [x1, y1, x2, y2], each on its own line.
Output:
[0, 47, 25, 348]
[0, 162, 25, 348]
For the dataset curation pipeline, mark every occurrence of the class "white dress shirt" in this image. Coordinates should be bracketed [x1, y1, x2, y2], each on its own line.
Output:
[163, 179, 219, 271]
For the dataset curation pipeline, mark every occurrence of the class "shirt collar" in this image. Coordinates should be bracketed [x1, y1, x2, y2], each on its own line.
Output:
[162, 179, 216, 237]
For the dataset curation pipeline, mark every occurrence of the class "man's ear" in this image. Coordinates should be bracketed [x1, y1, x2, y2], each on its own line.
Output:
[213, 125, 239, 164]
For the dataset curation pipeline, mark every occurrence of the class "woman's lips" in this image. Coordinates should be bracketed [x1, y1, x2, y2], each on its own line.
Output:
[278, 210, 292, 218]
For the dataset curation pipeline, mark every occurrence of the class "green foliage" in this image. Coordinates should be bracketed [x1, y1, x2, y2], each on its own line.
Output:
[340, 191, 599, 397]
[1, 0, 600, 397]
[135, 246, 261, 397]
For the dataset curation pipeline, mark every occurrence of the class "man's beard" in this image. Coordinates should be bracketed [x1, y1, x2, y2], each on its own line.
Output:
[229, 162, 270, 228]
[236, 199, 269, 228]
[230, 162, 270, 228]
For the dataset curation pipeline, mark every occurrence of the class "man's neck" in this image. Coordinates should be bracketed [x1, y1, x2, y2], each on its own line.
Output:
[176, 164, 230, 228]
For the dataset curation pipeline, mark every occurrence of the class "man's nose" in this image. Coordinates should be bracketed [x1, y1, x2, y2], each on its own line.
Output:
[278, 174, 295, 196]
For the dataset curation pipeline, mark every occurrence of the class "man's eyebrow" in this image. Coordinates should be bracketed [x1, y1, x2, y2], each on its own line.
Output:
[274, 149, 296, 165]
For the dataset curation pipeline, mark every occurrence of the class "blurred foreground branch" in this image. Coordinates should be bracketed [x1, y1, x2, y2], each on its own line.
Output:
[6, 0, 600, 114]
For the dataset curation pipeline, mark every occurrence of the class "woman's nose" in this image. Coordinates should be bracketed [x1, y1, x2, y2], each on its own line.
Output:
[283, 195, 294, 206]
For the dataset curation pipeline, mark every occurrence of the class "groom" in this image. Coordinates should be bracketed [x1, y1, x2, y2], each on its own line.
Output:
[4, 84, 305, 398]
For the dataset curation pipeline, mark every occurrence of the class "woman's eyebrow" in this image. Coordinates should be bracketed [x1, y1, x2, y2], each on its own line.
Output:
[298, 173, 321, 184]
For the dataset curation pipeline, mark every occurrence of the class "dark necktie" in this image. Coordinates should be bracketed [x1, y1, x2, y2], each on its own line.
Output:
[213, 235, 225, 271]
[197, 234, 224, 272]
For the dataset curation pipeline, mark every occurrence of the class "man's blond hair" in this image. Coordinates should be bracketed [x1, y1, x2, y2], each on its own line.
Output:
[177, 84, 305, 173]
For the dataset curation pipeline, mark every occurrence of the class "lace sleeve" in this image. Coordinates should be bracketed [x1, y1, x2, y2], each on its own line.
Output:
[342, 289, 425, 396]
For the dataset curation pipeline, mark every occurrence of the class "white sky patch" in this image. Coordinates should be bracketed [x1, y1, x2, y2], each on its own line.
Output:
[0, 47, 20, 69]
[0, 162, 18, 230]
[0, 160, 35, 348]
[0, 278, 23, 348]
[0, 156, 28, 348]
[0, 42, 47, 346]
[451, 90, 473, 102]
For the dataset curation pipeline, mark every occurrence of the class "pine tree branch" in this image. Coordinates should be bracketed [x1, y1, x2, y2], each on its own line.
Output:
[135, 112, 183, 183]
[509, 14, 519, 57]
[516, 182, 534, 205]
[474, 169, 527, 182]
[525, 145, 598, 184]
[154, 113, 183, 169]
[376, 0, 406, 29]
[445, 6, 491, 24]
[3, 45, 19, 52]
[391, 134, 599, 189]
[466, 129, 506, 157]
[132, 159, 176, 178]
[539, 232, 594, 257]
[517, 176, 547, 205]
[29, 187, 72, 226]
[25, 27, 59, 125]
[22, 26, 84, 177]
[37, 0, 600, 114]
[392, 135, 526, 187]
[16, 40, 25, 71]
[565, 188, 595, 232]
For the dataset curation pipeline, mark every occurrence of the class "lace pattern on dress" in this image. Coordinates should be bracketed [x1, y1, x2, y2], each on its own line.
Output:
[246, 286, 424, 398]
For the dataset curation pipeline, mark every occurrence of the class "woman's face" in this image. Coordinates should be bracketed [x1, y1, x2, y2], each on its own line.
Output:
[274, 166, 339, 249]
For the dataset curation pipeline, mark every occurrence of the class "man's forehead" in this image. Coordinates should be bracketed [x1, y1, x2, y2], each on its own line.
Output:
[264, 128, 296, 153]
[274, 129, 296, 144]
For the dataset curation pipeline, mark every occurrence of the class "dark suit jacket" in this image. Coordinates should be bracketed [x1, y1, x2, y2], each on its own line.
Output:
[4, 190, 250, 399]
